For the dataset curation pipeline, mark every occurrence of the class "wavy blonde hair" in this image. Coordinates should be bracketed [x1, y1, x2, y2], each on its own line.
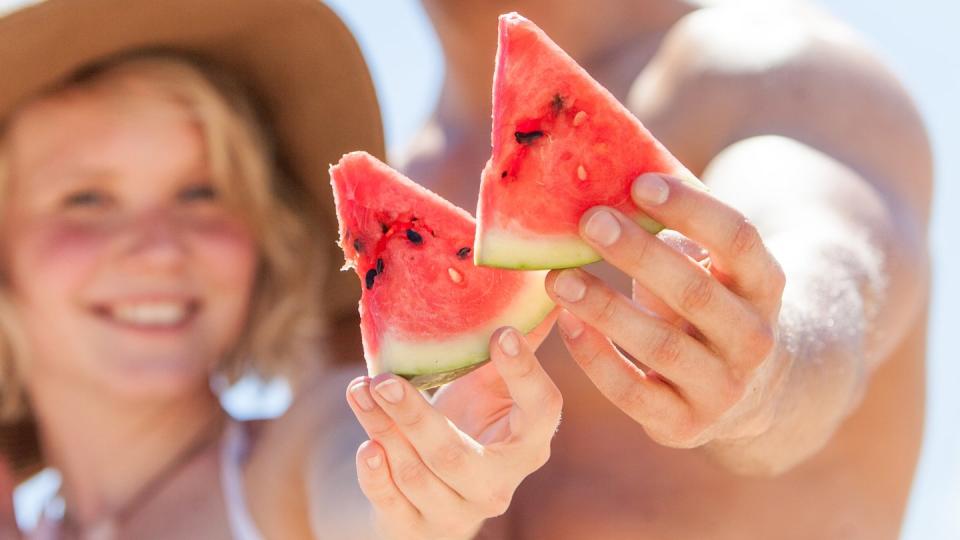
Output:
[0, 53, 329, 421]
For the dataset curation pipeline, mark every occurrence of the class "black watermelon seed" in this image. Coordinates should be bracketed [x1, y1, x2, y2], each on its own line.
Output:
[411, 216, 418, 222]
[380, 222, 389, 234]
[376, 258, 384, 274]
[365, 268, 377, 290]
[501, 170, 508, 178]
[515, 130, 544, 145]
[353, 239, 363, 253]
[551, 93, 565, 113]
[457, 247, 471, 259]
[406, 229, 423, 244]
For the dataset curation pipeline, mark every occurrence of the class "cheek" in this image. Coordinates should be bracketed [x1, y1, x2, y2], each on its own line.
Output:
[8, 221, 112, 300]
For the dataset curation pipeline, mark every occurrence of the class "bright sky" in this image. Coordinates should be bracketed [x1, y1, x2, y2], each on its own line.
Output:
[2, 0, 957, 537]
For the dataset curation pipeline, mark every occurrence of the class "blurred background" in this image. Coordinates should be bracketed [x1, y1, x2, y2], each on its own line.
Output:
[2, 0, 957, 537]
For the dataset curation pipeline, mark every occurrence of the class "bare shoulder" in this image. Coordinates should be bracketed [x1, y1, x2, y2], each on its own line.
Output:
[240, 365, 367, 538]
[630, 2, 932, 217]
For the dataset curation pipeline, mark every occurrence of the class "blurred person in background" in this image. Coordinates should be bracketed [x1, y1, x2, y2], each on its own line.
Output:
[0, 0, 563, 538]
[402, 0, 932, 538]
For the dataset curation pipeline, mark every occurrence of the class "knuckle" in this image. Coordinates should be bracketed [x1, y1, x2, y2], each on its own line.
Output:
[578, 346, 606, 369]
[674, 415, 708, 448]
[632, 231, 654, 263]
[367, 420, 400, 440]
[719, 372, 747, 410]
[679, 274, 714, 314]
[743, 321, 776, 362]
[397, 406, 427, 431]
[649, 328, 683, 367]
[730, 216, 762, 257]
[510, 353, 539, 381]
[396, 459, 430, 488]
[432, 442, 468, 473]
[593, 289, 620, 326]
[609, 381, 645, 412]
[768, 260, 787, 296]
[368, 490, 399, 510]
[370, 487, 404, 509]
[539, 383, 564, 416]
[482, 487, 515, 517]
[361, 471, 398, 501]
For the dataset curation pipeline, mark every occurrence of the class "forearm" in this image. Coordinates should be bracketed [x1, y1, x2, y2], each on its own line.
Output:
[705, 229, 881, 474]
[698, 136, 927, 475]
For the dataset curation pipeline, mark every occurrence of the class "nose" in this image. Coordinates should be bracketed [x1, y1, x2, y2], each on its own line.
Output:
[122, 210, 189, 270]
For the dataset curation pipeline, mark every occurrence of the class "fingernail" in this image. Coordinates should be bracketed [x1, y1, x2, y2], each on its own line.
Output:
[583, 209, 621, 246]
[350, 382, 375, 412]
[365, 453, 383, 470]
[374, 378, 404, 404]
[499, 329, 521, 357]
[557, 310, 584, 339]
[554, 270, 586, 302]
[632, 173, 669, 205]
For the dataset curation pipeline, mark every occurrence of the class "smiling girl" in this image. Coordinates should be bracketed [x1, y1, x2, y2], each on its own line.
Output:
[0, 1, 561, 539]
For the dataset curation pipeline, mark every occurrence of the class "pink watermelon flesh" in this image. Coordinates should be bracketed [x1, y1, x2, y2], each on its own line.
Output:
[330, 152, 554, 388]
[475, 12, 704, 269]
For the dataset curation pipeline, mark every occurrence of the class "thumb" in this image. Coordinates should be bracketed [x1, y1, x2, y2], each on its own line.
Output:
[0, 459, 21, 538]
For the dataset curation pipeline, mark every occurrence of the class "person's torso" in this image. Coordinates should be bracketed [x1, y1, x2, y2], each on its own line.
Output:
[400, 4, 927, 539]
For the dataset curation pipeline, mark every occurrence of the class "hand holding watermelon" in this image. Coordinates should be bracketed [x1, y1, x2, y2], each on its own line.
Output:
[549, 173, 789, 449]
[345, 319, 561, 540]
[478, 13, 788, 453]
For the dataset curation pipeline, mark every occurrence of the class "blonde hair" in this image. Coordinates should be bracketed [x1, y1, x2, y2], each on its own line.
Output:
[0, 53, 329, 421]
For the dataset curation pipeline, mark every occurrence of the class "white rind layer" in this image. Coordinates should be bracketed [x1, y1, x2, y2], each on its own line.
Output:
[372, 270, 555, 377]
[476, 214, 662, 270]
[476, 228, 601, 270]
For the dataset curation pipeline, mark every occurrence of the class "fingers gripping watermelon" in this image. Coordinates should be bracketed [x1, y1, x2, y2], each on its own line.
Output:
[475, 13, 706, 269]
[330, 152, 555, 388]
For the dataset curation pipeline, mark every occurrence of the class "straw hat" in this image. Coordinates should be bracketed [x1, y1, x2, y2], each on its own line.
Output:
[0, 0, 385, 478]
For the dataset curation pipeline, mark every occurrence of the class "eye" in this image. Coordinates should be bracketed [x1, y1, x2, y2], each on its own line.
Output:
[179, 183, 218, 203]
[63, 190, 109, 209]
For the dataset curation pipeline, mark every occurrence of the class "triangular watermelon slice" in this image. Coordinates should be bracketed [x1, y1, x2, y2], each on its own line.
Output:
[475, 13, 705, 269]
[330, 152, 554, 389]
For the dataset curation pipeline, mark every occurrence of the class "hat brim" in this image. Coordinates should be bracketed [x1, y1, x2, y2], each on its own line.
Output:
[0, 0, 384, 477]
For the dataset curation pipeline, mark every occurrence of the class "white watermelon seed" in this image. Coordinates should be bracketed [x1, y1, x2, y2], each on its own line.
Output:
[573, 111, 588, 127]
[577, 165, 588, 181]
[448, 267, 463, 283]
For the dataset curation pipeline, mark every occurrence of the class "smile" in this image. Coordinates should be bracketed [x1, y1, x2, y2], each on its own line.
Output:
[93, 300, 201, 330]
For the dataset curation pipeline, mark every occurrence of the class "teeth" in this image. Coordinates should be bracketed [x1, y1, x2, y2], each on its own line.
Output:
[110, 302, 189, 326]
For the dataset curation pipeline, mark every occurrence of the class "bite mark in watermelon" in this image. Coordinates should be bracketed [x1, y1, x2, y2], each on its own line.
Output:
[475, 12, 706, 270]
[330, 152, 555, 389]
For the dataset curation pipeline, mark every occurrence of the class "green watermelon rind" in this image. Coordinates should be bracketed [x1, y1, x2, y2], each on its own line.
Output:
[372, 270, 555, 389]
[477, 213, 664, 270]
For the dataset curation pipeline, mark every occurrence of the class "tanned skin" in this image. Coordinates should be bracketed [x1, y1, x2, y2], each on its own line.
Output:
[2, 2, 927, 539]
[391, 0, 931, 538]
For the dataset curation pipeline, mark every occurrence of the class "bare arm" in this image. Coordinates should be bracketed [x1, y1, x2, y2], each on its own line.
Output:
[687, 6, 932, 472]
[701, 133, 929, 473]
[555, 4, 932, 475]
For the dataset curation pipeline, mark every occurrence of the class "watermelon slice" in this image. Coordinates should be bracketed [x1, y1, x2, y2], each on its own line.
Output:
[330, 152, 555, 389]
[475, 13, 706, 269]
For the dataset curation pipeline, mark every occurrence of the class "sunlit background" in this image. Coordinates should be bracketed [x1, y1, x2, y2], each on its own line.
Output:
[3, 0, 957, 537]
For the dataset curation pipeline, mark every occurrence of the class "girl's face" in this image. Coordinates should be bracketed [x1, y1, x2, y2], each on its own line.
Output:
[1, 79, 258, 402]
